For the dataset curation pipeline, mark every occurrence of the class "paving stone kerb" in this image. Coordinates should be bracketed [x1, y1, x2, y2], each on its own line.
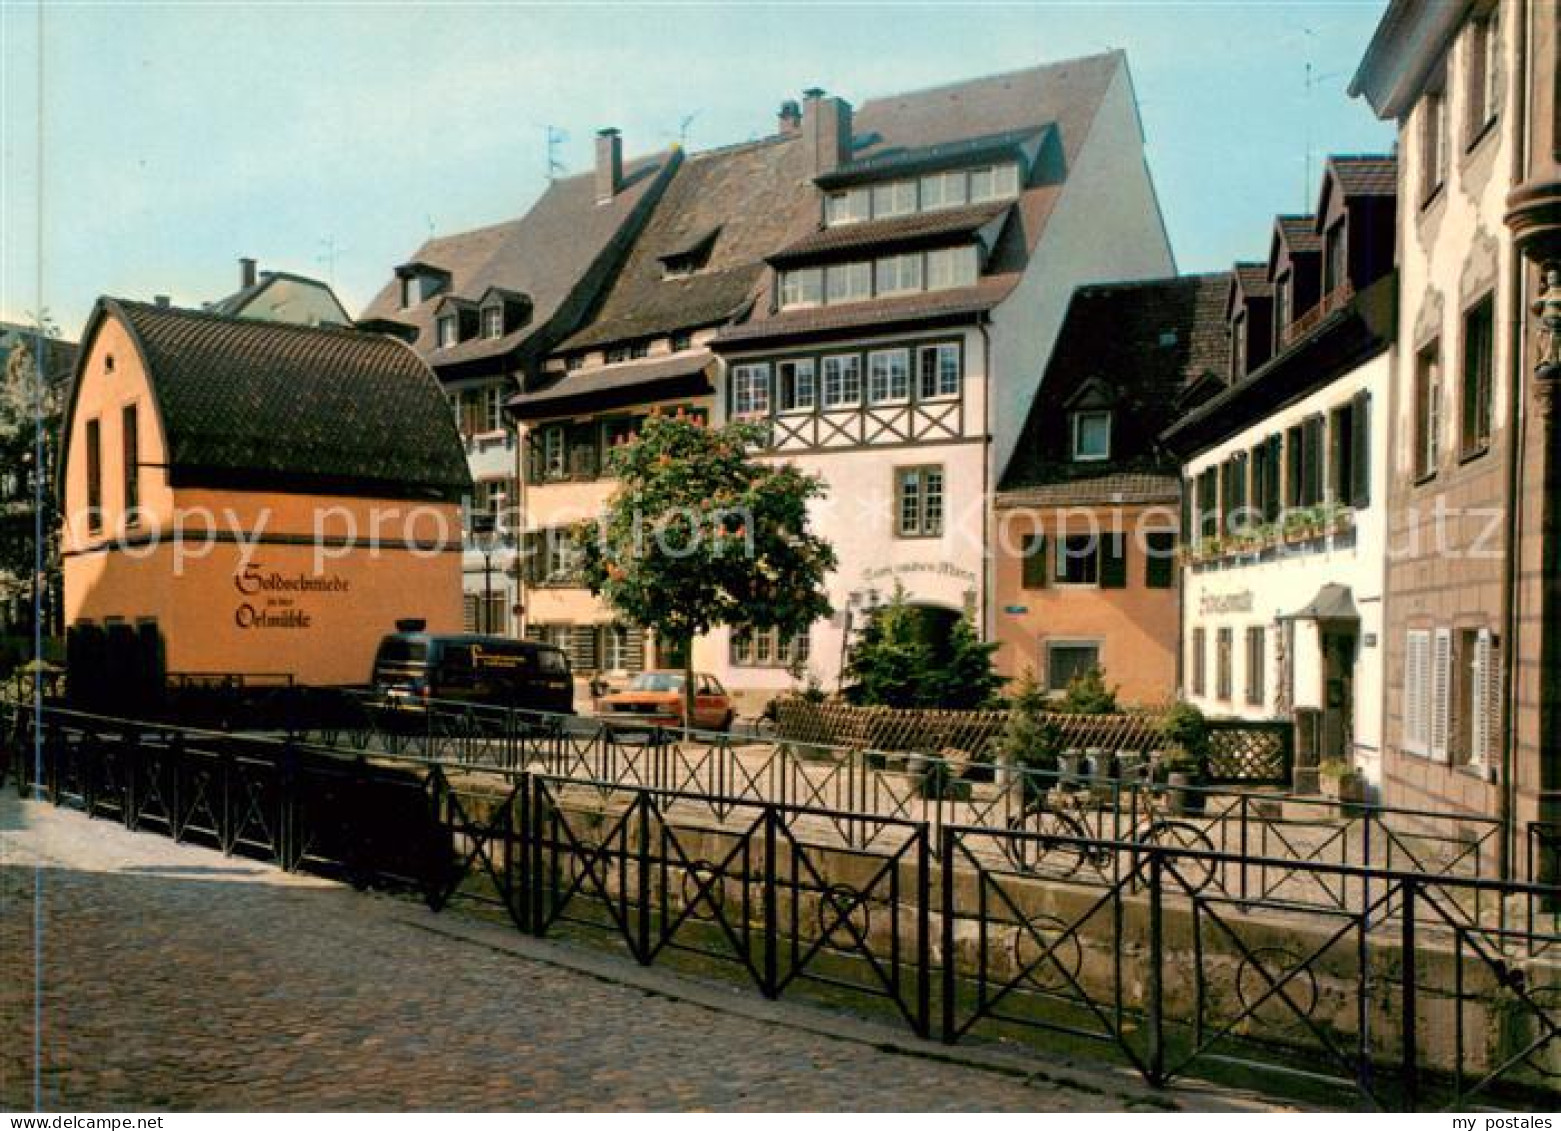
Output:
[0, 795, 1266, 1113]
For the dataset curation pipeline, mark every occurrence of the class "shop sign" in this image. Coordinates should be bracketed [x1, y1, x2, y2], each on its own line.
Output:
[234, 562, 351, 630]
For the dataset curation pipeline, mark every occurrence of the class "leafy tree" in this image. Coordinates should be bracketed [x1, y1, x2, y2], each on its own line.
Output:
[575, 411, 836, 724]
[999, 669, 1064, 807]
[0, 318, 64, 646]
[1059, 665, 1119, 715]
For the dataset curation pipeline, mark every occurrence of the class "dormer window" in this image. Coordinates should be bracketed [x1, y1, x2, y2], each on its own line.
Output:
[781, 267, 824, 308]
[824, 188, 871, 226]
[871, 180, 917, 219]
[1273, 272, 1293, 350]
[1071, 410, 1112, 462]
[1323, 221, 1347, 296]
[566, 354, 584, 372]
[437, 314, 459, 348]
[671, 331, 693, 352]
[482, 306, 503, 340]
[1232, 310, 1248, 379]
[660, 228, 721, 278]
[398, 265, 449, 309]
[919, 170, 968, 211]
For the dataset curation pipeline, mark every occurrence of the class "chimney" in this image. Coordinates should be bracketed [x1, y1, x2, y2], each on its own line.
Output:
[239, 257, 257, 289]
[595, 128, 623, 203]
[802, 89, 852, 178]
[778, 99, 802, 136]
[154, 295, 171, 309]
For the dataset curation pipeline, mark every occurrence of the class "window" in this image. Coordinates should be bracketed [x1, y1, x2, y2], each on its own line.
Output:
[875, 253, 923, 295]
[1190, 628, 1207, 697]
[566, 354, 584, 371]
[1274, 272, 1292, 348]
[1046, 642, 1099, 694]
[1145, 531, 1176, 589]
[1231, 311, 1248, 379]
[871, 180, 917, 218]
[482, 306, 504, 339]
[1071, 410, 1111, 462]
[629, 340, 650, 359]
[605, 345, 629, 364]
[539, 425, 566, 481]
[533, 527, 585, 584]
[777, 359, 816, 413]
[867, 349, 909, 404]
[732, 363, 771, 417]
[825, 187, 871, 226]
[781, 268, 823, 308]
[671, 331, 693, 352]
[85, 418, 102, 534]
[1197, 468, 1219, 541]
[917, 343, 959, 400]
[926, 246, 978, 290]
[601, 625, 629, 672]
[1216, 628, 1233, 701]
[1285, 417, 1325, 507]
[825, 261, 872, 304]
[1245, 627, 1266, 706]
[969, 163, 1019, 202]
[1055, 532, 1099, 586]
[1324, 221, 1347, 296]
[895, 466, 944, 537]
[731, 627, 811, 668]
[1415, 341, 1442, 480]
[456, 384, 505, 437]
[1466, 9, 1500, 140]
[1461, 296, 1495, 457]
[822, 354, 861, 408]
[1421, 84, 1448, 201]
[437, 314, 458, 348]
[121, 404, 139, 518]
[1327, 395, 1373, 508]
[1020, 532, 1048, 589]
[1455, 627, 1499, 768]
[1403, 628, 1454, 760]
[919, 171, 967, 210]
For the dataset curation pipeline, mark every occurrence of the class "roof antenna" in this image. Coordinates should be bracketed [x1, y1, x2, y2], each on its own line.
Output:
[545, 125, 569, 181]
[1301, 36, 1346, 208]
[316, 234, 347, 285]
[678, 110, 701, 148]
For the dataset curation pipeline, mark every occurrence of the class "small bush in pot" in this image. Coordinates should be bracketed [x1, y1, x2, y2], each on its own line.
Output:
[1158, 702, 1210, 815]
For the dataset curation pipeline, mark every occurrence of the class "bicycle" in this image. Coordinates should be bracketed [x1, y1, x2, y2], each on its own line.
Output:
[1003, 777, 1218, 892]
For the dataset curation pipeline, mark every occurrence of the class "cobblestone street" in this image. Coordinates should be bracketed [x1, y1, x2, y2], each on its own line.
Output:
[0, 793, 1256, 1112]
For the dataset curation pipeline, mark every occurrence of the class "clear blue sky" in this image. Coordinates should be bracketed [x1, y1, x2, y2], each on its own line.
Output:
[1, 1, 1394, 341]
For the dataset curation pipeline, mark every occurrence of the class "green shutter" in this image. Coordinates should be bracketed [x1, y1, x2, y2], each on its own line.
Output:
[1351, 392, 1371, 508]
[1021, 533, 1048, 589]
[1145, 532, 1176, 589]
[1100, 533, 1128, 589]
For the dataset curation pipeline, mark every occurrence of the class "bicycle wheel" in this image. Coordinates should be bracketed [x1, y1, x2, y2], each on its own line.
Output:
[1004, 808, 1101, 880]
[1137, 819, 1218, 893]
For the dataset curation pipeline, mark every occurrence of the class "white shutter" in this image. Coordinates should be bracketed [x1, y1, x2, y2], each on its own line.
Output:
[1471, 629, 1499, 769]
[1403, 630, 1428, 755]
[1430, 628, 1452, 763]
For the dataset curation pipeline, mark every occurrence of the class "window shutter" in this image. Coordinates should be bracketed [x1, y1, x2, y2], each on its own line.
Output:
[462, 594, 481, 634]
[1404, 631, 1428, 755]
[521, 531, 544, 585]
[1021, 533, 1048, 589]
[1145, 532, 1176, 589]
[1430, 628, 1452, 763]
[1471, 628, 1499, 769]
[1351, 392, 1371, 508]
[524, 433, 543, 482]
[1304, 416, 1325, 505]
[1266, 435, 1283, 519]
[623, 626, 647, 673]
[1100, 533, 1128, 589]
[1328, 409, 1346, 502]
[570, 625, 599, 672]
[523, 624, 545, 643]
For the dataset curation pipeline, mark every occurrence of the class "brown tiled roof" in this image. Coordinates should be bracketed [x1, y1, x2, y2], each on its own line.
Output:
[1233, 262, 1272, 299]
[509, 352, 714, 419]
[1330, 154, 1397, 197]
[359, 153, 677, 370]
[999, 273, 1231, 493]
[768, 201, 1012, 265]
[815, 126, 1046, 187]
[712, 278, 1015, 349]
[996, 472, 1180, 509]
[1275, 215, 1322, 254]
[65, 299, 470, 502]
[559, 137, 816, 353]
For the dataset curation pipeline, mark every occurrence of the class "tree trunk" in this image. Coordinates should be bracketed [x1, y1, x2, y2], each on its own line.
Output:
[682, 641, 696, 732]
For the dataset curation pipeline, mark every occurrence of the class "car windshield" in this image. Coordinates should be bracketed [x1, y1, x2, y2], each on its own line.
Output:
[628, 673, 684, 693]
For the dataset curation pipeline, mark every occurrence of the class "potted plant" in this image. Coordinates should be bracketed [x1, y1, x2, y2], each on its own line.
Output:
[1317, 758, 1369, 814]
[1158, 701, 1211, 815]
[999, 670, 1062, 808]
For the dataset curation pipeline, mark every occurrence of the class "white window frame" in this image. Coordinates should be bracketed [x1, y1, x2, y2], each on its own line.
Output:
[895, 465, 944, 538]
[437, 314, 458, 348]
[918, 343, 960, 401]
[875, 253, 923, 296]
[822, 354, 861, 408]
[1070, 410, 1112, 462]
[542, 425, 566, 481]
[482, 306, 504, 339]
[871, 179, 917, 219]
[825, 187, 870, 226]
[781, 268, 823, 309]
[825, 261, 872, 305]
[732, 363, 771, 417]
[926, 245, 978, 291]
[867, 348, 910, 405]
[777, 358, 816, 414]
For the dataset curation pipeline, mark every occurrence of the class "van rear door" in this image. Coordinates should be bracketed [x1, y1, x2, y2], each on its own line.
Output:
[373, 637, 430, 694]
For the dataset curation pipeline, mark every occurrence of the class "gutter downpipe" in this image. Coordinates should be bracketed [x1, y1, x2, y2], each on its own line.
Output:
[1497, 0, 1531, 881]
[980, 317, 994, 649]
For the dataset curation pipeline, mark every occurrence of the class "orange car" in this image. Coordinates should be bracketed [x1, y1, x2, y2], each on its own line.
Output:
[598, 671, 734, 731]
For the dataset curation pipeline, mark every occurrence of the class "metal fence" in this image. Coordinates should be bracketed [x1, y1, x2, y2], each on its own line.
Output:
[1, 703, 1556, 1111]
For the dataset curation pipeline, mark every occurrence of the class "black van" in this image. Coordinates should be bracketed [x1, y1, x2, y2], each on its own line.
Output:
[370, 632, 574, 715]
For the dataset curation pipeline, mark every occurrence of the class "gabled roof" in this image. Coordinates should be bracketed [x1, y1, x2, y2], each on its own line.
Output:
[63, 299, 470, 502]
[814, 125, 1047, 188]
[207, 271, 352, 326]
[713, 279, 1011, 350]
[360, 152, 679, 372]
[510, 352, 715, 420]
[1315, 154, 1398, 221]
[999, 273, 1231, 494]
[1271, 214, 1322, 263]
[559, 137, 815, 353]
[1226, 262, 1273, 320]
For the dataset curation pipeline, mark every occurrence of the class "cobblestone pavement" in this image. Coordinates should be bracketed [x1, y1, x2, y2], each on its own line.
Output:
[0, 794, 1276, 1112]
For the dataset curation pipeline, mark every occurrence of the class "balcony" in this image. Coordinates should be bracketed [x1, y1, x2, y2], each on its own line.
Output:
[1280, 280, 1354, 349]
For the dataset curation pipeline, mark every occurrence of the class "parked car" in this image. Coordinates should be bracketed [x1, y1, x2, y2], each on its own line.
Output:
[370, 632, 574, 715]
[597, 670, 734, 731]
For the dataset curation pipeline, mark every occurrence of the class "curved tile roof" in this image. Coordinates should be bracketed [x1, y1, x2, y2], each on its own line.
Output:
[65, 299, 471, 503]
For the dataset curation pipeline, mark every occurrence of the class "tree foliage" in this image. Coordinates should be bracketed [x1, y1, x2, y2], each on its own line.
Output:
[1058, 665, 1120, 715]
[844, 582, 1001, 710]
[0, 322, 64, 632]
[574, 411, 837, 719]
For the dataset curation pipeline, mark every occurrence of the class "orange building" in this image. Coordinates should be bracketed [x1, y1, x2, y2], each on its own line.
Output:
[992, 275, 1230, 706]
[58, 299, 471, 693]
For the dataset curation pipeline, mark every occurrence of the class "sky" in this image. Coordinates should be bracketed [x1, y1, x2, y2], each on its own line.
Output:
[0, 1, 1395, 342]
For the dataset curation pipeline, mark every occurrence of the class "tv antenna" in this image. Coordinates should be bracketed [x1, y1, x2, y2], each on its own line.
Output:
[545, 126, 569, 181]
[1301, 32, 1347, 208]
[316, 234, 348, 285]
[677, 110, 701, 148]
